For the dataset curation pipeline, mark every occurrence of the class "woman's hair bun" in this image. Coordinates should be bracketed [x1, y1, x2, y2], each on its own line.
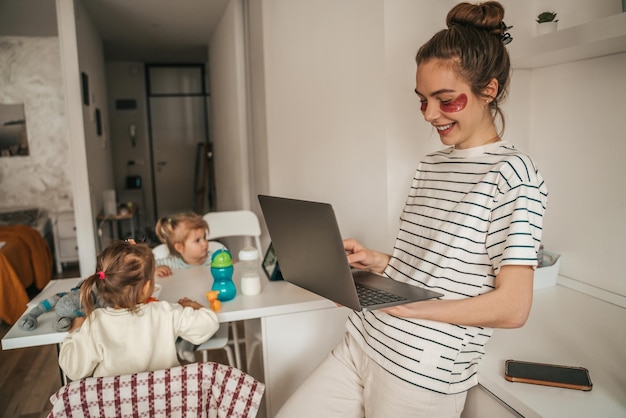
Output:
[446, 1, 505, 35]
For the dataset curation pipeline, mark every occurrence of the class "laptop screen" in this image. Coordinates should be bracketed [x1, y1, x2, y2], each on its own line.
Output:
[262, 243, 283, 281]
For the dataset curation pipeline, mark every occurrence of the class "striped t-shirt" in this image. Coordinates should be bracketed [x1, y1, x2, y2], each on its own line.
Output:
[347, 141, 548, 394]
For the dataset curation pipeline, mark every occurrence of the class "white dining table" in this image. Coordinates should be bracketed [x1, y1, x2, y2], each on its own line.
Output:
[2, 265, 351, 418]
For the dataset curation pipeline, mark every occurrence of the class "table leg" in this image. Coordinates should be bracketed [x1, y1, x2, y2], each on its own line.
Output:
[231, 322, 242, 370]
[56, 343, 68, 386]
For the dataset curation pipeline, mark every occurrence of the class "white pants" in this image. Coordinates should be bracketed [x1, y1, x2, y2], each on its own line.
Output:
[276, 333, 467, 418]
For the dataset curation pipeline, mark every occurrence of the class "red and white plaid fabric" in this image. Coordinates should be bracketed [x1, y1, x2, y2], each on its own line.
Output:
[47, 362, 265, 418]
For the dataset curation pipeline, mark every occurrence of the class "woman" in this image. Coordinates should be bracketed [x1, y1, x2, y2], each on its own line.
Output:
[276, 2, 548, 417]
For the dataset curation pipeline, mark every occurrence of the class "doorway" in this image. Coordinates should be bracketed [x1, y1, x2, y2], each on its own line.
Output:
[146, 64, 215, 220]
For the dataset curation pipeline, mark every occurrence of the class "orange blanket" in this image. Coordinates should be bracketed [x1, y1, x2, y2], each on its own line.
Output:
[0, 225, 53, 324]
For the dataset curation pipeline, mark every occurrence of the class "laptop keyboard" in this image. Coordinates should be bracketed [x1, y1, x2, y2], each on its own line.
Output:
[356, 283, 408, 307]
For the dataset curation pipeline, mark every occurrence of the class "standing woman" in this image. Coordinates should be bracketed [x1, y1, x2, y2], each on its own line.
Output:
[277, 2, 548, 417]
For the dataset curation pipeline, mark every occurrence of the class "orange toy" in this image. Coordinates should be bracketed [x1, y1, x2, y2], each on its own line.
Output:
[205, 291, 222, 312]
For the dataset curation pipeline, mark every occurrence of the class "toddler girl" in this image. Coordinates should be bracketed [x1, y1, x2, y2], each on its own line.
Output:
[58, 240, 219, 381]
[154, 212, 225, 277]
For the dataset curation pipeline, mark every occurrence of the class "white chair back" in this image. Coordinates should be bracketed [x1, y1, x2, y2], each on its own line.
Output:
[152, 243, 170, 259]
[152, 242, 224, 259]
[203, 210, 262, 254]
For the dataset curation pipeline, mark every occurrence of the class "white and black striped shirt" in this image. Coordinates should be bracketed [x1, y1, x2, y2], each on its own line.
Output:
[347, 141, 548, 394]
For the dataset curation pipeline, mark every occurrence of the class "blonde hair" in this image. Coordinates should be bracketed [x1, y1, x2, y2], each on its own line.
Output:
[155, 212, 209, 257]
[80, 240, 155, 317]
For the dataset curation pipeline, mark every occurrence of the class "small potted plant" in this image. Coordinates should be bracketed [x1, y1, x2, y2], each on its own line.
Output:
[536, 11, 558, 35]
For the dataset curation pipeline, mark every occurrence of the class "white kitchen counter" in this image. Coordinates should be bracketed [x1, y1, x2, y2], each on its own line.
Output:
[465, 284, 626, 417]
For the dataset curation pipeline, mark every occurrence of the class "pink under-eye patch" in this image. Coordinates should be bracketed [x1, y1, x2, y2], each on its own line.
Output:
[440, 94, 467, 113]
[419, 93, 468, 113]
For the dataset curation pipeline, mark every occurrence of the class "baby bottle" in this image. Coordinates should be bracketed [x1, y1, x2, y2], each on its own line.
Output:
[238, 246, 261, 295]
[210, 249, 236, 301]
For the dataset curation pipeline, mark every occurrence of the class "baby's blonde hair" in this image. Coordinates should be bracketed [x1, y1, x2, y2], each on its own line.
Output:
[155, 212, 209, 257]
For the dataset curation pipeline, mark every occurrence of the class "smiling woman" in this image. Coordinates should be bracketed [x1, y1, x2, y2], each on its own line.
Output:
[275, 2, 548, 417]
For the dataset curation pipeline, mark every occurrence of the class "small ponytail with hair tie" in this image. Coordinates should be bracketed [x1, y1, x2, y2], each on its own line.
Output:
[97, 271, 106, 280]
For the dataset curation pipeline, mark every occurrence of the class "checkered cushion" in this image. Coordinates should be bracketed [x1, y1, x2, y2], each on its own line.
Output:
[47, 362, 265, 418]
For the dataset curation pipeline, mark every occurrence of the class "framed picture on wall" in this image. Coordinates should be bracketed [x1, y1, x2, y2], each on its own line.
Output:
[0, 104, 30, 156]
[95, 108, 102, 136]
[81, 72, 90, 106]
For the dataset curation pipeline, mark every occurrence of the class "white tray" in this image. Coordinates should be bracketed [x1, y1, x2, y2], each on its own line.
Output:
[534, 251, 561, 289]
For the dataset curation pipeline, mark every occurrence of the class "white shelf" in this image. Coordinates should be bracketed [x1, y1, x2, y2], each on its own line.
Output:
[510, 12, 626, 69]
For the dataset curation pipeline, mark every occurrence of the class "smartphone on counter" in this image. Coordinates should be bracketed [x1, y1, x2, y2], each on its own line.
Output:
[505, 359, 593, 391]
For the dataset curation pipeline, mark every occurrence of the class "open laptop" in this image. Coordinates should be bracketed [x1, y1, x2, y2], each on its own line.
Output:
[258, 195, 443, 311]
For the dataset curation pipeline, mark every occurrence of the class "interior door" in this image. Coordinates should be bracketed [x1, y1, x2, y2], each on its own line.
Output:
[147, 65, 210, 219]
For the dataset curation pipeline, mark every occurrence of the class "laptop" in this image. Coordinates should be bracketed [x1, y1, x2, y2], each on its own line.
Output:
[258, 195, 443, 311]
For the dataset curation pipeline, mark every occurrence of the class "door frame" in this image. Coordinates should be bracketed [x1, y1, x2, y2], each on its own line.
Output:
[144, 63, 211, 219]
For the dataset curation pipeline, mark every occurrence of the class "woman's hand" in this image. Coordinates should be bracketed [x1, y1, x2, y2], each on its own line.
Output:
[343, 238, 391, 274]
[155, 265, 172, 277]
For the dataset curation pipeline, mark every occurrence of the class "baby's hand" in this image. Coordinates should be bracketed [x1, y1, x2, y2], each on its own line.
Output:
[155, 265, 172, 277]
[178, 297, 203, 310]
[69, 316, 85, 332]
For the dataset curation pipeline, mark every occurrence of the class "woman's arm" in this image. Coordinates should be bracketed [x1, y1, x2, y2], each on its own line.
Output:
[343, 238, 533, 328]
[380, 265, 534, 329]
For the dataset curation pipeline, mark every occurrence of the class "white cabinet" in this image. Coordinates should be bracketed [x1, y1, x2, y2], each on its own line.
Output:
[53, 211, 78, 274]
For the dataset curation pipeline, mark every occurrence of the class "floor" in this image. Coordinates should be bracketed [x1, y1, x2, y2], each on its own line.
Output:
[0, 321, 61, 418]
[0, 263, 239, 418]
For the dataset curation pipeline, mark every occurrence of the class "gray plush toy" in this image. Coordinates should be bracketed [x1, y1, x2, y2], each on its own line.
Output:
[18, 283, 87, 332]
[18, 281, 197, 362]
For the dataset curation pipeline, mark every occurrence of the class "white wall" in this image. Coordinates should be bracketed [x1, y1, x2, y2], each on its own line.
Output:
[73, 0, 115, 229]
[209, 0, 250, 213]
[509, 0, 625, 297]
[57, 0, 113, 273]
[0, 37, 72, 211]
[383, 0, 457, 247]
[529, 53, 626, 296]
[243, 0, 270, 221]
[105, 62, 154, 231]
[256, 0, 391, 251]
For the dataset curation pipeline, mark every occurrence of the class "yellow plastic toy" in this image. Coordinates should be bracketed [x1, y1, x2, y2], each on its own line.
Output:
[205, 290, 222, 312]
